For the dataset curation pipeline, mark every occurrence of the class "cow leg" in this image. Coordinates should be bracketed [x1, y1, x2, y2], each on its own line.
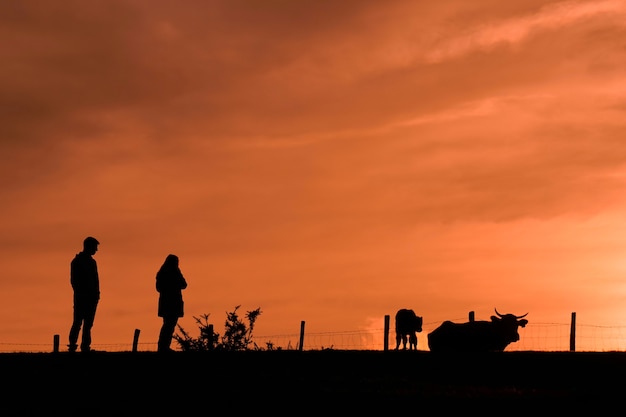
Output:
[395, 333, 401, 350]
[409, 333, 417, 350]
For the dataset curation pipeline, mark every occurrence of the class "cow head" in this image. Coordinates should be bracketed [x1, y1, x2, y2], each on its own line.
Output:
[414, 315, 423, 333]
[491, 308, 528, 345]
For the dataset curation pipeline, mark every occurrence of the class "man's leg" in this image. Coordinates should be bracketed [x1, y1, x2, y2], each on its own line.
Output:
[68, 307, 82, 352]
[80, 302, 98, 352]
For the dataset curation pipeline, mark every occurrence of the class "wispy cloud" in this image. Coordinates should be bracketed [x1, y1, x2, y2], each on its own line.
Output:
[425, 0, 626, 63]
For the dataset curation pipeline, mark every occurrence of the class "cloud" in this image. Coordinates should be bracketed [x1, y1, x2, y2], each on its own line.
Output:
[424, 0, 626, 63]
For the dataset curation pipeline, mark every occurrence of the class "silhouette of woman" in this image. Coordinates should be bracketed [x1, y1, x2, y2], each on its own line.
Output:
[156, 254, 188, 352]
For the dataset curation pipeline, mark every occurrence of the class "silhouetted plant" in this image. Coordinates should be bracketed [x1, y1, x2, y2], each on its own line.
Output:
[264, 341, 281, 351]
[221, 305, 262, 351]
[174, 305, 264, 351]
[173, 313, 217, 351]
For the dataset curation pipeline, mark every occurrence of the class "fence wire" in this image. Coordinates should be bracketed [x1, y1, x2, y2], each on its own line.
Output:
[3, 322, 626, 353]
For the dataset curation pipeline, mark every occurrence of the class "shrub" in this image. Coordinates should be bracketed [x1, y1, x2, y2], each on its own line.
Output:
[174, 305, 263, 351]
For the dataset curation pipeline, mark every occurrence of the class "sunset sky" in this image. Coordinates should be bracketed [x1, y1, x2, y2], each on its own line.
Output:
[2, 0, 626, 352]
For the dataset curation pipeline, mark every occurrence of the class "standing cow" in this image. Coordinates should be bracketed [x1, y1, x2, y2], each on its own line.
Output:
[394, 309, 423, 350]
[427, 309, 528, 353]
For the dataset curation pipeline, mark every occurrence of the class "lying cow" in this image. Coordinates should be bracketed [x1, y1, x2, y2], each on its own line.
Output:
[427, 309, 528, 353]
[394, 309, 423, 350]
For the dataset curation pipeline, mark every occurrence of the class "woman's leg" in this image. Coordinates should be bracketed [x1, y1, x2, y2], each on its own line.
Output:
[158, 316, 178, 352]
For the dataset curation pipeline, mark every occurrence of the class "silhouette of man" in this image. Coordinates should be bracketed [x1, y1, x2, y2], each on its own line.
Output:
[156, 254, 188, 352]
[68, 236, 100, 353]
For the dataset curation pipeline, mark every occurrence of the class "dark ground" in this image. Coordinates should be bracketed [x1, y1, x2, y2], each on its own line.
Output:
[2, 350, 625, 415]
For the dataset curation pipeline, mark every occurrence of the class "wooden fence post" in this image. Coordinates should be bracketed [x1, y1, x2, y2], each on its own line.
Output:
[570, 312, 576, 352]
[53, 334, 59, 353]
[384, 315, 390, 352]
[132, 329, 140, 352]
[469, 311, 475, 322]
[299, 320, 305, 351]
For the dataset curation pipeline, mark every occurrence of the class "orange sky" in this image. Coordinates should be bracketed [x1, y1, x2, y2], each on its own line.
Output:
[2, 0, 626, 352]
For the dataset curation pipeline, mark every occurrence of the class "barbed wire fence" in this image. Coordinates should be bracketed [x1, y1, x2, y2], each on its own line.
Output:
[2, 319, 626, 353]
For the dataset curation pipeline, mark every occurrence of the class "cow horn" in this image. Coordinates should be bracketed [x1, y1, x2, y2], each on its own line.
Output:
[495, 308, 528, 319]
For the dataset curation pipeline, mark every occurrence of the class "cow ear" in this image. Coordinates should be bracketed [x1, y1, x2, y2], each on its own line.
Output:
[490, 315, 498, 322]
[519, 319, 528, 327]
